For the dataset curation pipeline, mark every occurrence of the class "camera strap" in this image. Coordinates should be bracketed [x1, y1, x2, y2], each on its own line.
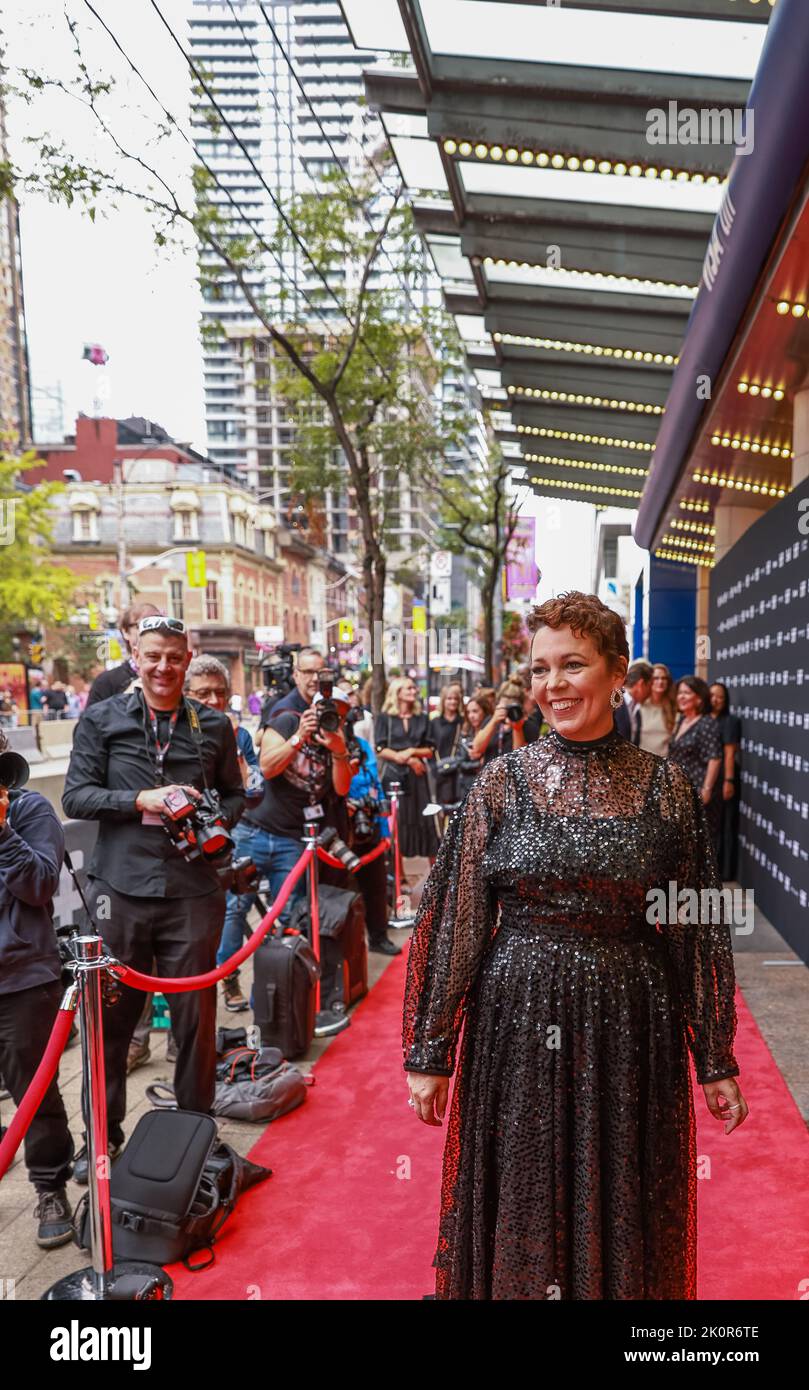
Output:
[146, 704, 180, 781]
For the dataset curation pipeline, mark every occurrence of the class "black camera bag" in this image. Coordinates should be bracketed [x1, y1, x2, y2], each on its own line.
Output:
[74, 1109, 271, 1270]
[253, 930, 320, 1058]
[286, 884, 368, 1011]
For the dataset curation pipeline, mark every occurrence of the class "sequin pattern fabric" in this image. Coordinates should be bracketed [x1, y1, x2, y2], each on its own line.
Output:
[402, 729, 739, 1301]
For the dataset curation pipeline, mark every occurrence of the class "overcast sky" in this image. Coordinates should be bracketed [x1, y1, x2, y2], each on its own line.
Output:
[5, 0, 206, 450]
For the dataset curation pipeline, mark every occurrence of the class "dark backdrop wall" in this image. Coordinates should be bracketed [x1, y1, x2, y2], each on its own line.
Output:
[709, 476, 809, 963]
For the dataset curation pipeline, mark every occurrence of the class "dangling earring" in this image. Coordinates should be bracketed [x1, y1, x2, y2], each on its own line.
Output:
[609, 687, 623, 711]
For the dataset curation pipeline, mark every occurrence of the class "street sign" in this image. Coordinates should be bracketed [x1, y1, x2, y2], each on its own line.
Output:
[254, 625, 284, 648]
[412, 603, 427, 634]
[186, 550, 207, 588]
[430, 550, 453, 579]
[338, 619, 354, 644]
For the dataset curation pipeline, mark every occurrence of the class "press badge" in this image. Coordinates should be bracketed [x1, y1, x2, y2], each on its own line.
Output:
[141, 810, 163, 826]
[304, 803, 324, 821]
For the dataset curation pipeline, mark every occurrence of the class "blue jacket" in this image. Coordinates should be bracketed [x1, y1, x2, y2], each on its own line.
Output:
[0, 790, 65, 995]
[349, 737, 389, 837]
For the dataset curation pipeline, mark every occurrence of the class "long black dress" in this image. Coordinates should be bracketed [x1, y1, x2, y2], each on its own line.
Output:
[402, 729, 739, 1301]
[375, 711, 439, 859]
[668, 715, 723, 849]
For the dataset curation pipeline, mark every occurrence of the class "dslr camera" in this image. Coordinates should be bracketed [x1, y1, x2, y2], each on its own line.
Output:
[346, 793, 389, 847]
[505, 702, 524, 724]
[314, 670, 341, 735]
[160, 787, 259, 894]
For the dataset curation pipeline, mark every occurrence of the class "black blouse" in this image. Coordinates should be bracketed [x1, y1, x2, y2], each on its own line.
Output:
[668, 715, 723, 794]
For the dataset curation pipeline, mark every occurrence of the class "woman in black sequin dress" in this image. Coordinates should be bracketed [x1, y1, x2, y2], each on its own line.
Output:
[403, 593, 748, 1301]
[667, 676, 723, 850]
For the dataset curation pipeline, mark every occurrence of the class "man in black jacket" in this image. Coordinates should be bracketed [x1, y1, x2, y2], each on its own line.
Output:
[62, 617, 245, 1182]
[0, 733, 73, 1247]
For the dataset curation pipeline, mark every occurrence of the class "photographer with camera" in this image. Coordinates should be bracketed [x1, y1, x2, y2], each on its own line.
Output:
[344, 707, 401, 957]
[221, 649, 352, 958]
[470, 679, 529, 763]
[185, 655, 263, 1013]
[62, 617, 245, 1182]
[0, 732, 75, 1247]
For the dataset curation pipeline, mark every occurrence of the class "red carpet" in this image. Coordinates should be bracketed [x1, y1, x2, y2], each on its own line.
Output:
[168, 948, 809, 1301]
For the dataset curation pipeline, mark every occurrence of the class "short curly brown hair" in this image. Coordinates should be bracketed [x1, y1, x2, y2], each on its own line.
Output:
[526, 591, 629, 670]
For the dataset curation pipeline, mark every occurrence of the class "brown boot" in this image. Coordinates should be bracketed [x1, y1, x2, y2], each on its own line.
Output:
[222, 972, 249, 1012]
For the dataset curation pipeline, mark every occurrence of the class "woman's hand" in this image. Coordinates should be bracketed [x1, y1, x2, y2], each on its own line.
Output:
[702, 1076, 749, 1134]
[723, 778, 735, 801]
[700, 786, 713, 806]
[407, 756, 426, 777]
[407, 1073, 450, 1126]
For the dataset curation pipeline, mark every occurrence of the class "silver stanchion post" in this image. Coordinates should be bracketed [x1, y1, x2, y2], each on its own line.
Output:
[43, 934, 172, 1301]
[388, 781, 416, 928]
[303, 825, 322, 1014]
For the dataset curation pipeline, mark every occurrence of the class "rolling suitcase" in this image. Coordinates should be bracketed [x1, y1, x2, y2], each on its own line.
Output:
[287, 885, 368, 1012]
[252, 930, 320, 1059]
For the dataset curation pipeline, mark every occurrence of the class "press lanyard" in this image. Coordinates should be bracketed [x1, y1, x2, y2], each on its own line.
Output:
[148, 705, 180, 781]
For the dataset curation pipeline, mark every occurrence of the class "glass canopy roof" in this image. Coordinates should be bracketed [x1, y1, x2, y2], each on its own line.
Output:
[342, 0, 766, 78]
[460, 163, 725, 216]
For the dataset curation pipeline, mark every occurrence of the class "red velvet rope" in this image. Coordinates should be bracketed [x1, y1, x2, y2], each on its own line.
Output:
[0, 1004, 76, 1183]
[315, 837, 391, 871]
[110, 846, 311, 994]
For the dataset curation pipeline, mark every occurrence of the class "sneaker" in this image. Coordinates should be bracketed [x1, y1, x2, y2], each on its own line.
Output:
[314, 1003, 350, 1038]
[369, 936, 402, 956]
[72, 1141, 123, 1187]
[35, 1188, 73, 1249]
[165, 1031, 178, 1063]
[126, 1037, 151, 1074]
[222, 973, 249, 1012]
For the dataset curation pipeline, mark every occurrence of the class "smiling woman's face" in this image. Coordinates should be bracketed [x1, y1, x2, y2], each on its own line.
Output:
[530, 625, 625, 741]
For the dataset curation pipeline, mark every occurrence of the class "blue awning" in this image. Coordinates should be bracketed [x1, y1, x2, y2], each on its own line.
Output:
[634, 0, 809, 550]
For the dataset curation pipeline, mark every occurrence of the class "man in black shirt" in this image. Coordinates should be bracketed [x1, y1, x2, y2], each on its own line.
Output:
[221, 648, 351, 956]
[0, 732, 74, 1248]
[85, 602, 160, 708]
[62, 617, 245, 1180]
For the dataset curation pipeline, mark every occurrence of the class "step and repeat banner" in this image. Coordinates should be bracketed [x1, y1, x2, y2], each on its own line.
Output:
[709, 476, 809, 963]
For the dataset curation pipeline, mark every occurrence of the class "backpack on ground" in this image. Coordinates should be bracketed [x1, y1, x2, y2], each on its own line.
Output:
[74, 1109, 271, 1269]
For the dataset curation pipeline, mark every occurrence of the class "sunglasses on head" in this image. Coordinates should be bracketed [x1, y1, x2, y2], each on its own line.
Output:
[138, 616, 187, 636]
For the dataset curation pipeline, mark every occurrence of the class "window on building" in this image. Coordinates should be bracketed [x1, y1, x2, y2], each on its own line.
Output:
[174, 509, 198, 542]
[71, 509, 97, 542]
[100, 580, 115, 610]
[169, 580, 184, 621]
[603, 536, 619, 580]
[206, 580, 219, 622]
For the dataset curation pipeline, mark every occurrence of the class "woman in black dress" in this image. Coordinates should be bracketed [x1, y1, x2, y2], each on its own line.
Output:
[668, 676, 723, 849]
[403, 592, 747, 1300]
[431, 683, 466, 809]
[710, 682, 742, 880]
[375, 676, 439, 860]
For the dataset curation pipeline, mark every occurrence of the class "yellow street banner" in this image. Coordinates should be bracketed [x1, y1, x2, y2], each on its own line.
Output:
[338, 619, 354, 644]
[412, 604, 426, 633]
[186, 550, 207, 588]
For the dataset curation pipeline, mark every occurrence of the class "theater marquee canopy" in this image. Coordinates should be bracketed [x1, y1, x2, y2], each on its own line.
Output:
[339, 0, 786, 566]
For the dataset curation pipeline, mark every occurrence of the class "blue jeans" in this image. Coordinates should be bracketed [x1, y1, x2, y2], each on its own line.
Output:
[217, 821, 308, 968]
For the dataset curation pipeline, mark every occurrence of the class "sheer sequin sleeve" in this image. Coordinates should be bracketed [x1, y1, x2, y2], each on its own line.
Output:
[663, 764, 740, 1086]
[402, 760, 505, 1075]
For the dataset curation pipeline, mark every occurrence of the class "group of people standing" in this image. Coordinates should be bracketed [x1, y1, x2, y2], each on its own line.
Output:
[617, 661, 741, 878]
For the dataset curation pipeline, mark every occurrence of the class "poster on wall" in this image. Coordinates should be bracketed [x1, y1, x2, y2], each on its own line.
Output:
[0, 662, 29, 726]
[709, 477, 809, 963]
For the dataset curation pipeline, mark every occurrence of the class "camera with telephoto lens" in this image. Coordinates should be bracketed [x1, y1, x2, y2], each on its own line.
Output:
[505, 703, 524, 724]
[317, 825, 361, 872]
[160, 787, 259, 894]
[346, 794, 382, 846]
[260, 643, 303, 724]
[314, 670, 341, 735]
[0, 749, 30, 790]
